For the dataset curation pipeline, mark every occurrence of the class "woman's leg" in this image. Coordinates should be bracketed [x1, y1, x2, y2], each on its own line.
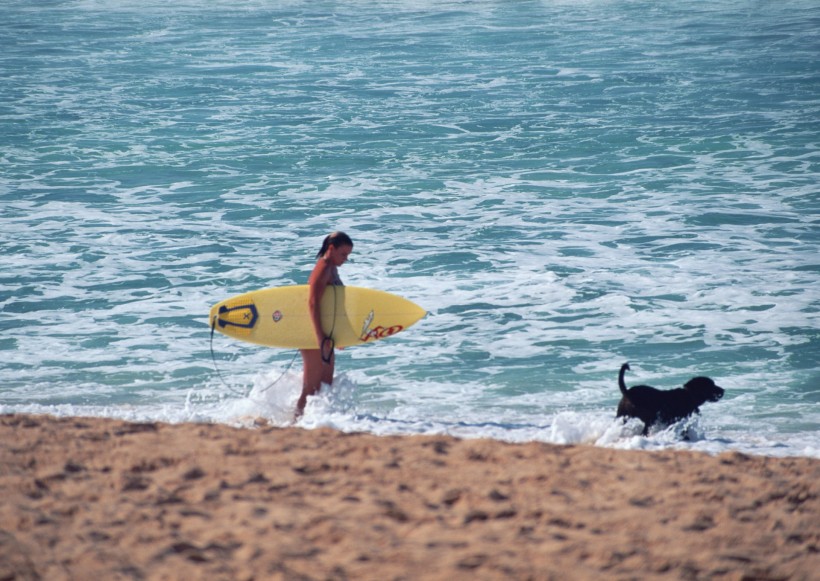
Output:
[296, 349, 335, 417]
[297, 349, 322, 417]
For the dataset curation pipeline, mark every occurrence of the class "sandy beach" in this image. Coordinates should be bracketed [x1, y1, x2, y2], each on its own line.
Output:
[1, 414, 817, 580]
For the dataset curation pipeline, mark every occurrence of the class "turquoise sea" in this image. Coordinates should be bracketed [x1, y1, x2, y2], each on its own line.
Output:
[2, 0, 818, 457]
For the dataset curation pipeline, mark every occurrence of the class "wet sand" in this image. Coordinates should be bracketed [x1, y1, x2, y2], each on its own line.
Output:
[1, 414, 817, 580]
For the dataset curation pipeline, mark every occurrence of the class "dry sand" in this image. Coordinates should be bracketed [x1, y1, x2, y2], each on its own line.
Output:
[1, 413, 817, 580]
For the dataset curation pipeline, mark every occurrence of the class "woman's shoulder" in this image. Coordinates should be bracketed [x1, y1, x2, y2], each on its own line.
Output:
[308, 258, 332, 285]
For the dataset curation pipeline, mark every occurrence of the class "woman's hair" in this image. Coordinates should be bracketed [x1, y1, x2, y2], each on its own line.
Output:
[316, 231, 353, 258]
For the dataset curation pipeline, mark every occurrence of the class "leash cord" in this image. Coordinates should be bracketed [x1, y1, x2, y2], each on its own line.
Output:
[210, 316, 247, 397]
[257, 351, 299, 394]
[210, 315, 298, 398]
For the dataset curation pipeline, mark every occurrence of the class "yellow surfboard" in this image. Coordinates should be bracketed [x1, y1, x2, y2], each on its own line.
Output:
[209, 285, 426, 349]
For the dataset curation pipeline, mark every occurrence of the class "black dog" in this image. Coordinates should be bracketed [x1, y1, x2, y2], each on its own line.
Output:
[617, 363, 724, 436]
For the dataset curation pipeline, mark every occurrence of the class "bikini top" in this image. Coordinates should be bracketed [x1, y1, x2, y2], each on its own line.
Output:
[329, 266, 344, 286]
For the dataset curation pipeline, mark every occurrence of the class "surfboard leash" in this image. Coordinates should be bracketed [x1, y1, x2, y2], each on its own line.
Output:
[210, 315, 299, 397]
[210, 315, 249, 397]
[256, 350, 299, 395]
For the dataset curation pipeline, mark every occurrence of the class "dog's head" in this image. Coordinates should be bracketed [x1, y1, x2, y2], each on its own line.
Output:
[684, 377, 724, 403]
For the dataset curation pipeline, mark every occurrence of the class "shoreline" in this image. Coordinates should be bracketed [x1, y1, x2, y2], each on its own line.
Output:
[1, 413, 818, 580]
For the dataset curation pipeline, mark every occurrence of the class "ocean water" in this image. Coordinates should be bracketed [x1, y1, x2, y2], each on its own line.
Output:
[2, 0, 818, 458]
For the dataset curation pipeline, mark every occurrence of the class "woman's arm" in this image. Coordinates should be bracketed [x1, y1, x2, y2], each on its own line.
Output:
[307, 260, 330, 349]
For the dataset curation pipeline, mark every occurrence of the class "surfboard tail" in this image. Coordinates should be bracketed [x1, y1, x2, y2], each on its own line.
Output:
[211, 299, 259, 337]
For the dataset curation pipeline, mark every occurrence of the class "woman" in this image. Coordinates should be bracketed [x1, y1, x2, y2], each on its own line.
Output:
[296, 231, 354, 417]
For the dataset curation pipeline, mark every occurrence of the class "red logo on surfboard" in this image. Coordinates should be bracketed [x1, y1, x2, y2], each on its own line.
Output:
[361, 325, 404, 342]
[360, 309, 404, 342]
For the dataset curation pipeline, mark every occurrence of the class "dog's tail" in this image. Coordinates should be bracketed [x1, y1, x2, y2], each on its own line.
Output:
[619, 362, 631, 395]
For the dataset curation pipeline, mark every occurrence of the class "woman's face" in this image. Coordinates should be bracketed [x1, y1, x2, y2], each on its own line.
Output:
[328, 243, 352, 267]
